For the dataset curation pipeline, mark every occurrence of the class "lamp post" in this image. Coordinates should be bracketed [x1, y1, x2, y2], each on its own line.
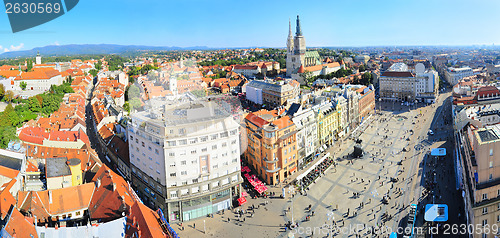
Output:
[289, 186, 294, 227]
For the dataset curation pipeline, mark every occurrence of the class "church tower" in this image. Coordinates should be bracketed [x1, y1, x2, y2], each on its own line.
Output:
[35, 51, 41, 65]
[286, 15, 306, 76]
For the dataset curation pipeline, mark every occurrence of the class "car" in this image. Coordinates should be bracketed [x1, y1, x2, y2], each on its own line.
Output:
[428, 130, 434, 135]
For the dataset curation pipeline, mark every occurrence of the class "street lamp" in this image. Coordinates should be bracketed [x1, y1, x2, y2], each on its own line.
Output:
[289, 186, 294, 227]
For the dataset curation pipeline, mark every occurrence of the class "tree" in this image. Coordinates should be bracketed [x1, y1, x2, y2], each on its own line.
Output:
[89, 69, 98, 78]
[0, 126, 16, 149]
[361, 72, 372, 86]
[94, 62, 102, 71]
[4, 91, 14, 103]
[299, 70, 314, 87]
[28, 97, 41, 112]
[129, 98, 142, 112]
[123, 102, 130, 113]
[20, 81, 27, 90]
[0, 84, 5, 99]
[127, 85, 141, 100]
[66, 75, 73, 84]
[358, 64, 366, 72]
[26, 60, 33, 72]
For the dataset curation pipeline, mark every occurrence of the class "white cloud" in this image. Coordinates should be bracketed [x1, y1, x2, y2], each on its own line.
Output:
[10, 43, 24, 51]
[3, 43, 24, 53]
[0, 45, 3, 50]
[54, 41, 60, 46]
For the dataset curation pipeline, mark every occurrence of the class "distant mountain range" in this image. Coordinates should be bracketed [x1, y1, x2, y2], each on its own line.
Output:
[0, 44, 213, 59]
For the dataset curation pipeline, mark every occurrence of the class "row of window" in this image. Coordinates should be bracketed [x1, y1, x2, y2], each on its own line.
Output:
[166, 130, 237, 147]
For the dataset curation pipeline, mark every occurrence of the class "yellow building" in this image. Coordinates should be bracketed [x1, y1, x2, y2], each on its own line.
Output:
[244, 109, 298, 185]
[316, 102, 340, 146]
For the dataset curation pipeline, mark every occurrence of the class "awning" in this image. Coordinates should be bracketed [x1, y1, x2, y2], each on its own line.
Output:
[296, 152, 330, 181]
[238, 197, 247, 205]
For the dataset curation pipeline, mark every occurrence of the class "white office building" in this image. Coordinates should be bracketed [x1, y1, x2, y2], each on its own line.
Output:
[128, 99, 242, 223]
[444, 67, 473, 86]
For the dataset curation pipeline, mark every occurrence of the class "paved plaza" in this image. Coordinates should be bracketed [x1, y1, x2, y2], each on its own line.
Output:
[173, 91, 463, 238]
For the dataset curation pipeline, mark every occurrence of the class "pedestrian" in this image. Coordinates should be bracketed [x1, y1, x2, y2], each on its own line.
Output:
[193, 223, 196, 229]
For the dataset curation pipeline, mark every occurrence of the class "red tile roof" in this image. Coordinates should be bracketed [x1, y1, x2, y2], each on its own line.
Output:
[125, 201, 167, 238]
[3, 207, 38, 238]
[245, 113, 270, 127]
[89, 165, 136, 221]
[19, 127, 49, 145]
[0, 179, 17, 219]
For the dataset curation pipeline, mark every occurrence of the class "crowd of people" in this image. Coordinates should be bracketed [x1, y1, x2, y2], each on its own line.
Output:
[299, 157, 334, 191]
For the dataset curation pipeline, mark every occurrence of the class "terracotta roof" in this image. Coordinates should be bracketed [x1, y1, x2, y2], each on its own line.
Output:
[18, 183, 95, 219]
[0, 179, 17, 219]
[125, 201, 167, 238]
[381, 71, 415, 77]
[477, 86, 500, 97]
[19, 127, 49, 145]
[0, 70, 20, 78]
[245, 113, 270, 127]
[89, 165, 136, 221]
[3, 208, 38, 238]
[234, 65, 259, 70]
[0, 165, 20, 179]
[272, 116, 293, 130]
[17, 68, 61, 80]
[297, 65, 305, 73]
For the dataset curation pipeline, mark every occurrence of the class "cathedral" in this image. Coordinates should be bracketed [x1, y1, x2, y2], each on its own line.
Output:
[286, 15, 321, 77]
[286, 15, 343, 84]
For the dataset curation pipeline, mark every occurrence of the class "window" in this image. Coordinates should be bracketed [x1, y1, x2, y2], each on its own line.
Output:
[213, 164, 218, 169]
[490, 174, 493, 180]
[211, 134, 218, 140]
[221, 132, 229, 137]
[179, 139, 187, 145]
[201, 136, 208, 142]
[192, 179, 198, 183]
[482, 219, 487, 226]
[130, 135, 134, 140]
[182, 181, 188, 185]
[149, 157, 153, 161]
[222, 142, 227, 147]
[180, 150, 186, 155]
[149, 166, 153, 170]
[231, 140, 237, 145]
[167, 141, 176, 146]
[131, 154, 135, 158]
[483, 207, 488, 215]
[181, 160, 186, 165]
[169, 152, 175, 157]
[491, 149, 494, 156]
[155, 149, 159, 155]
[490, 161, 494, 168]
[202, 166, 208, 172]
[148, 146, 152, 151]
[190, 138, 198, 144]
[232, 158, 238, 163]
[170, 163, 176, 167]
[230, 129, 237, 136]
[191, 150, 197, 154]
[170, 173, 176, 177]
[156, 161, 160, 165]
[202, 147, 208, 152]
[179, 128, 186, 134]
[212, 145, 217, 150]
[181, 171, 187, 175]
[142, 142, 145, 147]
[135, 139, 138, 143]
[170, 191, 178, 198]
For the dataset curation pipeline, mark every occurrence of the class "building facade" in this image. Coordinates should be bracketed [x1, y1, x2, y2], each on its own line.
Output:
[245, 79, 300, 106]
[244, 110, 298, 185]
[445, 67, 473, 86]
[128, 100, 242, 223]
[290, 106, 318, 168]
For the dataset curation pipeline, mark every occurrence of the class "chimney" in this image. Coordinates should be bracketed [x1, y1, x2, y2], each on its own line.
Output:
[48, 191, 52, 204]
[112, 183, 116, 191]
[95, 179, 101, 188]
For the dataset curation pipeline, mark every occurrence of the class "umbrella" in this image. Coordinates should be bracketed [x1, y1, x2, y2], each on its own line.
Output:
[238, 197, 247, 205]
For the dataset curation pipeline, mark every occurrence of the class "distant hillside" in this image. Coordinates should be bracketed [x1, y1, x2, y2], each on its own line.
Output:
[0, 44, 211, 59]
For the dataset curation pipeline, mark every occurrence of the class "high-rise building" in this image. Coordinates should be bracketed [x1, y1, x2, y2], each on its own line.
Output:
[128, 99, 242, 223]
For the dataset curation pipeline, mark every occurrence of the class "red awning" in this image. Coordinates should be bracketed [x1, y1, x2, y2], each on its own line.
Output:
[238, 197, 247, 205]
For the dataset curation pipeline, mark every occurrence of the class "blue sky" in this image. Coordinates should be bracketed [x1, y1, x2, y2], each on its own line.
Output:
[0, 0, 499, 52]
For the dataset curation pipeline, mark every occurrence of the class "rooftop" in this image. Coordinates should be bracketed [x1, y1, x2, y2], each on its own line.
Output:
[46, 157, 71, 178]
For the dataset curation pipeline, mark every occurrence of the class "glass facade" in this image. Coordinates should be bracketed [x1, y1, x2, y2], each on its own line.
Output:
[169, 188, 231, 222]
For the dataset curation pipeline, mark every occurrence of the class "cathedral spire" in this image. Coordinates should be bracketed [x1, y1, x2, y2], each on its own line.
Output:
[288, 18, 292, 37]
[296, 15, 302, 36]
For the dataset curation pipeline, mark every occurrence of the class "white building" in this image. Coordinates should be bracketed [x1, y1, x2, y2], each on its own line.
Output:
[128, 99, 242, 223]
[445, 67, 473, 86]
[289, 105, 318, 167]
